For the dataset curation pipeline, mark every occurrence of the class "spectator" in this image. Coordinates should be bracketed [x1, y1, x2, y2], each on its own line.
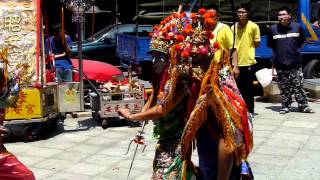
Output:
[118, 18, 192, 179]
[312, 2, 320, 28]
[231, 4, 260, 117]
[46, 23, 73, 82]
[208, 6, 239, 78]
[267, 6, 314, 114]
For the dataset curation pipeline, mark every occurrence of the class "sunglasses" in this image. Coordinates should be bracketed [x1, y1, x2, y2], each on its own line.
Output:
[278, 13, 289, 17]
[237, 11, 247, 14]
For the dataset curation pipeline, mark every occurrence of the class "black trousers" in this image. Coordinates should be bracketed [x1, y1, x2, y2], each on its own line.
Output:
[236, 65, 255, 114]
[276, 66, 308, 108]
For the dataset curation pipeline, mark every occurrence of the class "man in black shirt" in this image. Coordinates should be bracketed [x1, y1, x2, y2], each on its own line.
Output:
[267, 6, 313, 114]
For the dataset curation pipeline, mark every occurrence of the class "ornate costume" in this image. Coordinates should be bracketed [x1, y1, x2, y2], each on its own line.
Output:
[149, 8, 254, 180]
[136, 6, 254, 179]
[179, 9, 254, 180]
[0, 48, 35, 180]
[147, 8, 218, 179]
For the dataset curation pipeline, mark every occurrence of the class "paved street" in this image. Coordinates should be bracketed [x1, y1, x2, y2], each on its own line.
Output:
[4, 100, 320, 180]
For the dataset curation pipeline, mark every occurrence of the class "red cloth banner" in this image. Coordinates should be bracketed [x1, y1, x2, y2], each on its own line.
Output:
[0, 151, 35, 180]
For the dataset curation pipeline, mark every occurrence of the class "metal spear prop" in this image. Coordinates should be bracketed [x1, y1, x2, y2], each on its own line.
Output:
[125, 121, 147, 179]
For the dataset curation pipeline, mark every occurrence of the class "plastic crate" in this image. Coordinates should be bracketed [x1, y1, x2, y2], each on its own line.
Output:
[117, 33, 151, 65]
[255, 35, 273, 59]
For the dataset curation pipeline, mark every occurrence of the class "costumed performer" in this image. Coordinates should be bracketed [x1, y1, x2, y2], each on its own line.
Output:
[180, 7, 254, 180]
[0, 48, 35, 180]
[118, 9, 212, 179]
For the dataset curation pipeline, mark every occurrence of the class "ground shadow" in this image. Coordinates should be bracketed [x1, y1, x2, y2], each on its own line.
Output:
[255, 96, 271, 103]
[265, 105, 299, 113]
[265, 105, 282, 112]
[4, 116, 139, 143]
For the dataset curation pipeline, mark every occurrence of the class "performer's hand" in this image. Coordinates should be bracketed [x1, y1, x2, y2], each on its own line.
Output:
[0, 127, 7, 135]
[118, 108, 132, 120]
[233, 66, 240, 79]
[0, 127, 8, 147]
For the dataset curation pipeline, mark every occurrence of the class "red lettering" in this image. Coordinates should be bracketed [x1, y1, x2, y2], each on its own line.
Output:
[115, 104, 120, 112]
[105, 106, 112, 113]
[26, 104, 35, 114]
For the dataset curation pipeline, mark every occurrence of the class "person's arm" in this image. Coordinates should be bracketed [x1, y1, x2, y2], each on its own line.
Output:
[65, 35, 72, 57]
[44, 38, 50, 55]
[118, 104, 164, 122]
[254, 41, 260, 48]
[253, 24, 261, 48]
[231, 49, 239, 79]
[53, 36, 73, 60]
[314, 20, 320, 28]
[142, 94, 153, 112]
[225, 26, 240, 78]
[299, 25, 306, 46]
[54, 53, 66, 59]
[49, 37, 67, 59]
[267, 25, 273, 48]
[118, 89, 187, 122]
[0, 115, 8, 148]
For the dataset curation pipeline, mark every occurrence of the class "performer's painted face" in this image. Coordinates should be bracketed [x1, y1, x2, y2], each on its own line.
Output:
[152, 52, 167, 74]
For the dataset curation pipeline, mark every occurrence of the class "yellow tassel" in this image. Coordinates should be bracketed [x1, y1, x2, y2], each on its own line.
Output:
[181, 160, 187, 180]
[0, 48, 9, 87]
[181, 95, 210, 159]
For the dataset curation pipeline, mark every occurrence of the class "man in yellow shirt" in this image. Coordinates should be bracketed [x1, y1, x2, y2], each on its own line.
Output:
[209, 9, 239, 78]
[231, 4, 260, 116]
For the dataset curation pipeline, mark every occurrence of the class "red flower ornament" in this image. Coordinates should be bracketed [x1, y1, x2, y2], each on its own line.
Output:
[175, 34, 185, 42]
[198, 8, 206, 15]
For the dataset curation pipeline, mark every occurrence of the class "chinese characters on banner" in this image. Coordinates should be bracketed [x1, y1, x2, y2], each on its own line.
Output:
[0, 0, 37, 82]
[5, 91, 34, 115]
[5, 88, 42, 119]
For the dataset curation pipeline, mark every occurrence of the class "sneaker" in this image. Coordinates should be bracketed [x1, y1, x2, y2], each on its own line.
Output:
[287, 106, 294, 112]
[279, 107, 290, 114]
[249, 113, 254, 121]
[298, 106, 314, 113]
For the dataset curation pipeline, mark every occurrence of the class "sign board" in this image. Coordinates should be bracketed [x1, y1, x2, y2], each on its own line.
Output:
[0, 0, 39, 83]
[5, 88, 42, 120]
[57, 82, 81, 112]
[102, 100, 144, 118]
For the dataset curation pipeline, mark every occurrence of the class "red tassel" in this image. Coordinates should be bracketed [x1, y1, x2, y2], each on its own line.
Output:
[222, 85, 252, 154]
[185, 79, 201, 121]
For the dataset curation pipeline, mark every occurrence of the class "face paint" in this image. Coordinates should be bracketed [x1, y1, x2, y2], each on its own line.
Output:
[152, 52, 167, 74]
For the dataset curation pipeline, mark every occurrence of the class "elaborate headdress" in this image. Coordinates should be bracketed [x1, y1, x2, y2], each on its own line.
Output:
[149, 12, 185, 54]
[154, 9, 219, 114]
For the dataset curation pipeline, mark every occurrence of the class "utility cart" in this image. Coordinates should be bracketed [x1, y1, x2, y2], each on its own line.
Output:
[90, 81, 145, 129]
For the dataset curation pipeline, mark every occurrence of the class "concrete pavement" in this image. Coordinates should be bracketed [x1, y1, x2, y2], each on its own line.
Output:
[4, 99, 320, 180]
